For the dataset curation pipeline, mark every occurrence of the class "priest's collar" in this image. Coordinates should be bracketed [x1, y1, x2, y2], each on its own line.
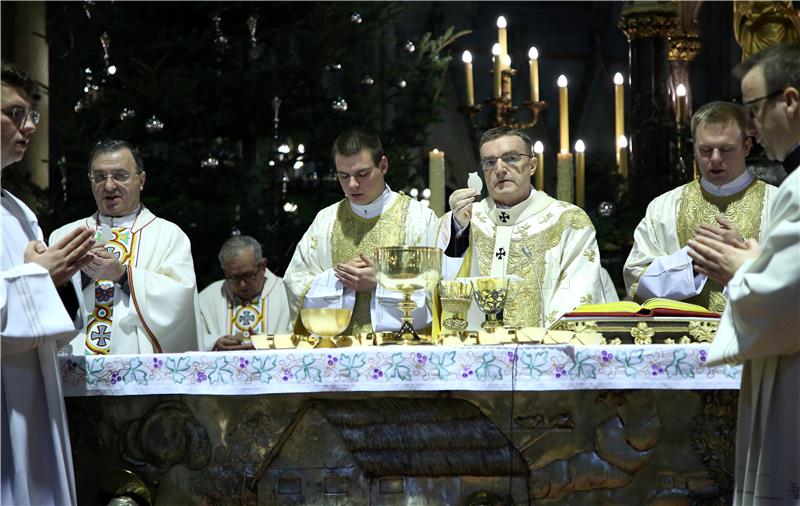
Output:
[782, 144, 800, 174]
[700, 170, 754, 197]
[487, 187, 549, 226]
[348, 184, 394, 219]
[97, 204, 143, 228]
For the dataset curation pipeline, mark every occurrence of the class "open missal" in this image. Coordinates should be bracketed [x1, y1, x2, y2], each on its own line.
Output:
[564, 298, 720, 318]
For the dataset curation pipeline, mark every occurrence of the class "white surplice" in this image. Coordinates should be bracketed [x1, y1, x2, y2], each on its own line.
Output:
[198, 269, 292, 350]
[50, 207, 201, 354]
[283, 187, 444, 336]
[1, 190, 79, 506]
[707, 165, 800, 506]
[624, 173, 776, 311]
[441, 190, 607, 329]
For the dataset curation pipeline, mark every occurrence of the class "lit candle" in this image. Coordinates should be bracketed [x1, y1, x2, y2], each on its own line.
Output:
[676, 83, 687, 124]
[575, 140, 586, 208]
[492, 43, 502, 99]
[462, 51, 474, 107]
[501, 54, 512, 101]
[429, 149, 446, 216]
[557, 75, 569, 154]
[618, 135, 628, 177]
[556, 152, 574, 203]
[497, 16, 508, 58]
[528, 47, 539, 102]
[614, 72, 624, 163]
[534, 140, 544, 191]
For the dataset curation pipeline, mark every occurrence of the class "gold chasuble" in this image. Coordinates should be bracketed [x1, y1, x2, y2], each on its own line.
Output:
[675, 179, 767, 312]
[332, 197, 409, 336]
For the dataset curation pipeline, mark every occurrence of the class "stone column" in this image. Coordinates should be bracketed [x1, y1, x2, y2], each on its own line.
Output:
[619, 1, 680, 207]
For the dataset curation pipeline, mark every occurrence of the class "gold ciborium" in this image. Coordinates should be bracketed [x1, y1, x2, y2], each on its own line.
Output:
[300, 308, 353, 348]
[439, 280, 472, 334]
[375, 246, 442, 344]
[471, 277, 509, 331]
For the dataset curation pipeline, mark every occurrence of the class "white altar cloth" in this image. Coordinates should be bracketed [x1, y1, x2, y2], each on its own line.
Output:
[60, 344, 741, 397]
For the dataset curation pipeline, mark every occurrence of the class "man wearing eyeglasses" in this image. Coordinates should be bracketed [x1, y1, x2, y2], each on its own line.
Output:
[199, 235, 291, 351]
[49, 139, 201, 355]
[442, 127, 606, 329]
[284, 127, 443, 338]
[2, 61, 95, 506]
[690, 42, 800, 506]
[624, 101, 777, 312]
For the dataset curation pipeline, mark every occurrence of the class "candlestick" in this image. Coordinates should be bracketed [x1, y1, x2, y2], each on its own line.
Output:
[613, 72, 624, 163]
[497, 16, 508, 59]
[676, 83, 686, 124]
[492, 43, 501, 99]
[556, 152, 574, 203]
[557, 75, 569, 154]
[462, 51, 474, 107]
[429, 149, 446, 216]
[534, 140, 544, 191]
[528, 47, 539, 103]
[618, 135, 628, 177]
[575, 140, 585, 208]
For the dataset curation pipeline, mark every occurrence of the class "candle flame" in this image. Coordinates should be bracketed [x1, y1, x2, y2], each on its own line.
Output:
[462, 51, 472, 64]
[528, 47, 539, 60]
[613, 72, 624, 85]
[502, 54, 511, 66]
[492, 43, 501, 56]
[618, 135, 628, 149]
[557, 75, 568, 88]
[575, 140, 585, 153]
[431, 148, 440, 154]
[676, 84, 687, 97]
[534, 141, 544, 154]
[497, 16, 507, 28]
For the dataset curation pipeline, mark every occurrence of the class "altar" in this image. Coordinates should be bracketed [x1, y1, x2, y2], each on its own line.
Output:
[62, 343, 739, 505]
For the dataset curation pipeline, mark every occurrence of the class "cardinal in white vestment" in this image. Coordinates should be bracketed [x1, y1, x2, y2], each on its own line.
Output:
[691, 44, 800, 506]
[1, 63, 95, 506]
[443, 127, 608, 329]
[284, 128, 444, 337]
[50, 140, 201, 354]
[625, 101, 777, 312]
[199, 235, 291, 350]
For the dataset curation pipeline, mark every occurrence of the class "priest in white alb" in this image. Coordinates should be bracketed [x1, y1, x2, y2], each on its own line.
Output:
[442, 127, 607, 329]
[50, 139, 201, 354]
[199, 235, 291, 350]
[284, 127, 444, 338]
[624, 101, 777, 312]
[689, 43, 800, 506]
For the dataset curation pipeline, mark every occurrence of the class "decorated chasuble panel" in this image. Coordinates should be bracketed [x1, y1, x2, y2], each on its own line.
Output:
[676, 179, 767, 312]
[472, 205, 594, 328]
[331, 196, 410, 337]
[86, 227, 136, 355]
[228, 298, 266, 337]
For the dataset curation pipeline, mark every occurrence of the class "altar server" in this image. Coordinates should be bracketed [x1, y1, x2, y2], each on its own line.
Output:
[50, 139, 201, 354]
[443, 127, 607, 329]
[624, 101, 777, 311]
[691, 42, 800, 506]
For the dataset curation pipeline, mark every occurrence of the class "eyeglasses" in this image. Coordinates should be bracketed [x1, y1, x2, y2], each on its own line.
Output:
[743, 89, 784, 118]
[2, 106, 40, 127]
[480, 152, 532, 172]
[224, 268, 262, 283]
[89, 172, 139, 184]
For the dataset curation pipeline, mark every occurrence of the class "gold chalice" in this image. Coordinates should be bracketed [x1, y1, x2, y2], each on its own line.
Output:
[300, 308, 353, 348]
[471, 277, 509, 332]
[375, 246, 442, 344]
[439, 280, 472, 334]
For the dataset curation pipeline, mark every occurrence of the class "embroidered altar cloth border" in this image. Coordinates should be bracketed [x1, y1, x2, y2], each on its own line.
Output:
[60, 344, 741, 397]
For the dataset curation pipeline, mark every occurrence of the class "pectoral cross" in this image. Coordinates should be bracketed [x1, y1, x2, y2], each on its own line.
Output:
[498, 211, 510, 223]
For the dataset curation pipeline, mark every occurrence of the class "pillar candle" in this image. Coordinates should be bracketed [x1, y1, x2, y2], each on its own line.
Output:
[528, 47, 539, 102]
[557, 75, 569, 153]
[676, 83, 686, 124]
[492, 44, 502, 99]
[429, 149, 446, 216]
[462, 51, 474, 107]
[501, 54, 512, 101]
[534, 140, 544, 191]
[556, 152, 574, 203]
[497, 16, 508, 59]
[575, 140, 585, 208]
[613, 72, 624, 163]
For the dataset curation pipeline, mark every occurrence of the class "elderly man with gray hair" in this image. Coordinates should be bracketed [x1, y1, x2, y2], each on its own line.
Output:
[199, 235, 291, 351]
